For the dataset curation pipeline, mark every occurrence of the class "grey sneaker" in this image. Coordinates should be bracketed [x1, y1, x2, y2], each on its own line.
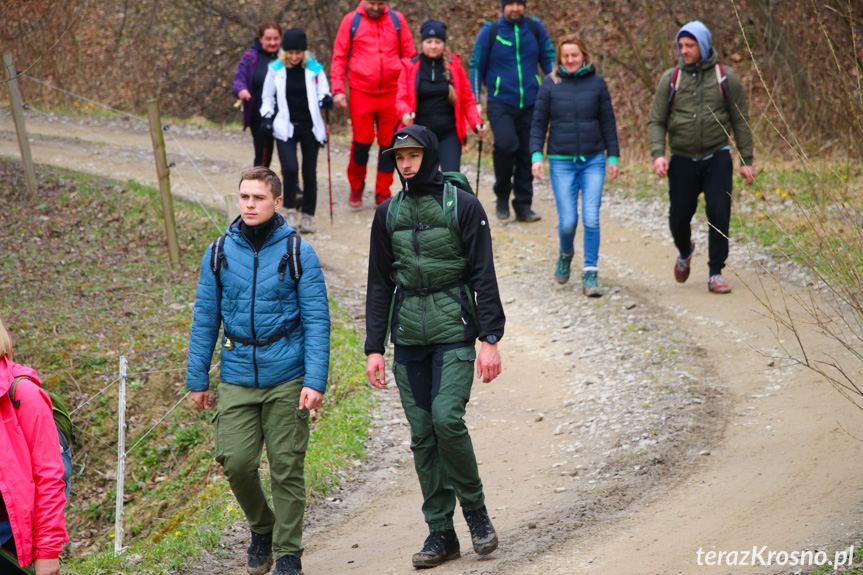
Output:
[412, 530, 460, 568]
[555, 252, 574, 284]
[285, 208, 299, 229]
[247, 531, 274, 575]
[462, 505, 498, 555]
[582, 270, 602, 297]
[708, 274, 731, 294]
[300, 213, 315, 234]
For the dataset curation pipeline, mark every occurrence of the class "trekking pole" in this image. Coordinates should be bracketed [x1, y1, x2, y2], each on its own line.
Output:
[476, 137, 483, 197]
[326, 108, 333, 224]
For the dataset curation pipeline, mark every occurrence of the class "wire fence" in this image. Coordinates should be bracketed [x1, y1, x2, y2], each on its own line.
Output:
[14, 73, 229, 234]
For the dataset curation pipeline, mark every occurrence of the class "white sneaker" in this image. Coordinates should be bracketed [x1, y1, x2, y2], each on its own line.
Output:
[285, 208, 298, 228]
[300, 213, 315, 234]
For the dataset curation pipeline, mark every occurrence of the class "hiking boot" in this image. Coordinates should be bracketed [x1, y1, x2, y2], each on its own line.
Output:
[349, 184, 363, 209]
[411, 530, 460, 569]
[708, 274, 732, 294]
[496, 202, 510, 220]
[273, 554, 303, 575]
[375, 192, 391, 206]
[674, 241, 695, 283]
[285, 208, 298, 228]
[462, 505, 498, 556]
[515, 209, 542, 223]
[300, 213, 315, 234]
[555, 252, 574, 284]
[247, 531, 273, 575]
[582, 270, 602, 297]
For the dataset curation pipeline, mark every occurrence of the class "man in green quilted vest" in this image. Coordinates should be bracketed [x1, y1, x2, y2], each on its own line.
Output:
[364, 124, 506, 569]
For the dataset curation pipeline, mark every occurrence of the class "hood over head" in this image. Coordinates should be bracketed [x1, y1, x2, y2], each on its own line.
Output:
[676, 21, 713, 62]
[0, 355, 41, 395]
[385, 124, 445, 196]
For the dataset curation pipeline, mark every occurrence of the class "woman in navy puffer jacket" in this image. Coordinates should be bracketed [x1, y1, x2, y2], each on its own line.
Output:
[530, 35, 619, 297]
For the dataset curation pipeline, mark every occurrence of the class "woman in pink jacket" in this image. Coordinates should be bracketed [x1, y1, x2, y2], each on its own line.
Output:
[396, 20, 487, 172]
[0, 319, 67, 575]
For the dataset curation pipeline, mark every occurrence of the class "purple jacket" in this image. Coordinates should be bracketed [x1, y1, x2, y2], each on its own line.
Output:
[233, 39, 277, 130]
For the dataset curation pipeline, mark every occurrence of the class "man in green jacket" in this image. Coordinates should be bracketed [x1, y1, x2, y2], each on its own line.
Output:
[364, 125, 506, 569]
[648, 21, 755, 294]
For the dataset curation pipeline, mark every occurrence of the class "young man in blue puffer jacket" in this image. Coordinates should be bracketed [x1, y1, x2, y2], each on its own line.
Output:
[469, 0, 555, 222]
[186, 166, 330, 575]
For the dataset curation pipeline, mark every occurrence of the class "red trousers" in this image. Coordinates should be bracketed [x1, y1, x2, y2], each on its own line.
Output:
[348, 90, 399, 203]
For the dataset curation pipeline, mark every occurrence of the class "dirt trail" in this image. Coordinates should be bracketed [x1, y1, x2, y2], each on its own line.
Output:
[3, 113, 862, 575]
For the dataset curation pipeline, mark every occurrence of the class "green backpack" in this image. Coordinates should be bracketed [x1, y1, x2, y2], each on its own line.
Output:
[386, 171, 475, 238]
[9, 376, 75, 492]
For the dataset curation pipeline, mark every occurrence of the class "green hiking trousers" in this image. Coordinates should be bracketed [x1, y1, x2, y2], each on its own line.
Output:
[393, 342, 486, 532]
[214, 378, 309, 559]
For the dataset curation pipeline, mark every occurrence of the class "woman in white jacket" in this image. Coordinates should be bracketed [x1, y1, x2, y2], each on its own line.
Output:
[261, 28, 333, 233]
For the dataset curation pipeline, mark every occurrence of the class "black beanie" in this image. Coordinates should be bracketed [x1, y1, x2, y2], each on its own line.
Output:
[421, 20, 447, 43]
[281, 28, 307, 51]
[502, 0, 526, 9]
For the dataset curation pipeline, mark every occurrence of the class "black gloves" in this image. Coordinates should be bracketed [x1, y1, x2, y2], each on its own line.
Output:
[319, 95, 334, 110]
[260, 117, 274, 134]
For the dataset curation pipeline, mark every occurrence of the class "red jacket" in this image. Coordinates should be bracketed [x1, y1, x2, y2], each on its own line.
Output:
[396, 53, 483, 146]
[331, 1, 416, 95]
[0, 357, 68, 566]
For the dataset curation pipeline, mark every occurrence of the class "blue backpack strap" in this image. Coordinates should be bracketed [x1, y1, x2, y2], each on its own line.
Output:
[390, 10, 402, 57]
[348, 11, 363, 63]
[278, 232, 303, 282]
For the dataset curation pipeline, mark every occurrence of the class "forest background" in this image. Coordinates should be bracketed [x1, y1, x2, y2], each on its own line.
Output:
[2, 0, 862, 159]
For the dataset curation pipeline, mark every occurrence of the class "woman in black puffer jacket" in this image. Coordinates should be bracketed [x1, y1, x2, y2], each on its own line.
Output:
[529, 35, 619, 297]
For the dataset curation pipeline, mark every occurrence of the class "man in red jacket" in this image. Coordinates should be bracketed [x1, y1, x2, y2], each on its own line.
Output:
[331, 0, 416, 207]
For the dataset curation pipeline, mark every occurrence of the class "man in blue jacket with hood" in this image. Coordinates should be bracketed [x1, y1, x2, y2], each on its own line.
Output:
[470, 0, 555, 222]
[186, 166, 330, 575]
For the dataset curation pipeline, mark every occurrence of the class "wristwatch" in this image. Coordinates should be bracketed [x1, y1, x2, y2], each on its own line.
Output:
[483, 335, 499, 344]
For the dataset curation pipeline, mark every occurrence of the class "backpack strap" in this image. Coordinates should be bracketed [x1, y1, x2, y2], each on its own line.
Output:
[444, 182, 461, 238]
[385, 191, 405, 239]
[349, 10, 402, 62]
[524, 16, 540, 42]
[210, 235, 228, 289]
[390, 10, 402, 58]
[9, 375, 27, 408]
[715, 63, 729, 105]
[483, 20, 499, 80]
[668, 66, 682, 108]
[277, 232, 303, 282]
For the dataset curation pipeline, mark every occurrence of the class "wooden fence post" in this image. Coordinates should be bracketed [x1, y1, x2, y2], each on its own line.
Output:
[3, 53, 38, 200]
[147, 100, 180, 269]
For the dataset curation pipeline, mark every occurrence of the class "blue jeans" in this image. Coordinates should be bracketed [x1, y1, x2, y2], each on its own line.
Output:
[549, 154, 606, 268]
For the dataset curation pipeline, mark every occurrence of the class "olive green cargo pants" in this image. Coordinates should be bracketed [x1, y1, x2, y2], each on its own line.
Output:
[215, 379, 309, 559]
[393, 342, 486, 532]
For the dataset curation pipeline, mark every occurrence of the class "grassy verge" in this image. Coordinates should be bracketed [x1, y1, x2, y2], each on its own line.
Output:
[0, 158, 372, 574]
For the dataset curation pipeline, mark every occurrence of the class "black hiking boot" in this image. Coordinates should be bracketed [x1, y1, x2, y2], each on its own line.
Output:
[515, 209, 542, 223]
[411, 529, 460, 569]
[496, 200, 510, 220]
[463, 505, 498, 555]
[273, 554, 304, 575]
[247, 530, 274, 575]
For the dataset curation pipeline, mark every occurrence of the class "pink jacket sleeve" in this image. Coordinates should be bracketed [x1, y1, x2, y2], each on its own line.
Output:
[17, 382, 68, 560]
